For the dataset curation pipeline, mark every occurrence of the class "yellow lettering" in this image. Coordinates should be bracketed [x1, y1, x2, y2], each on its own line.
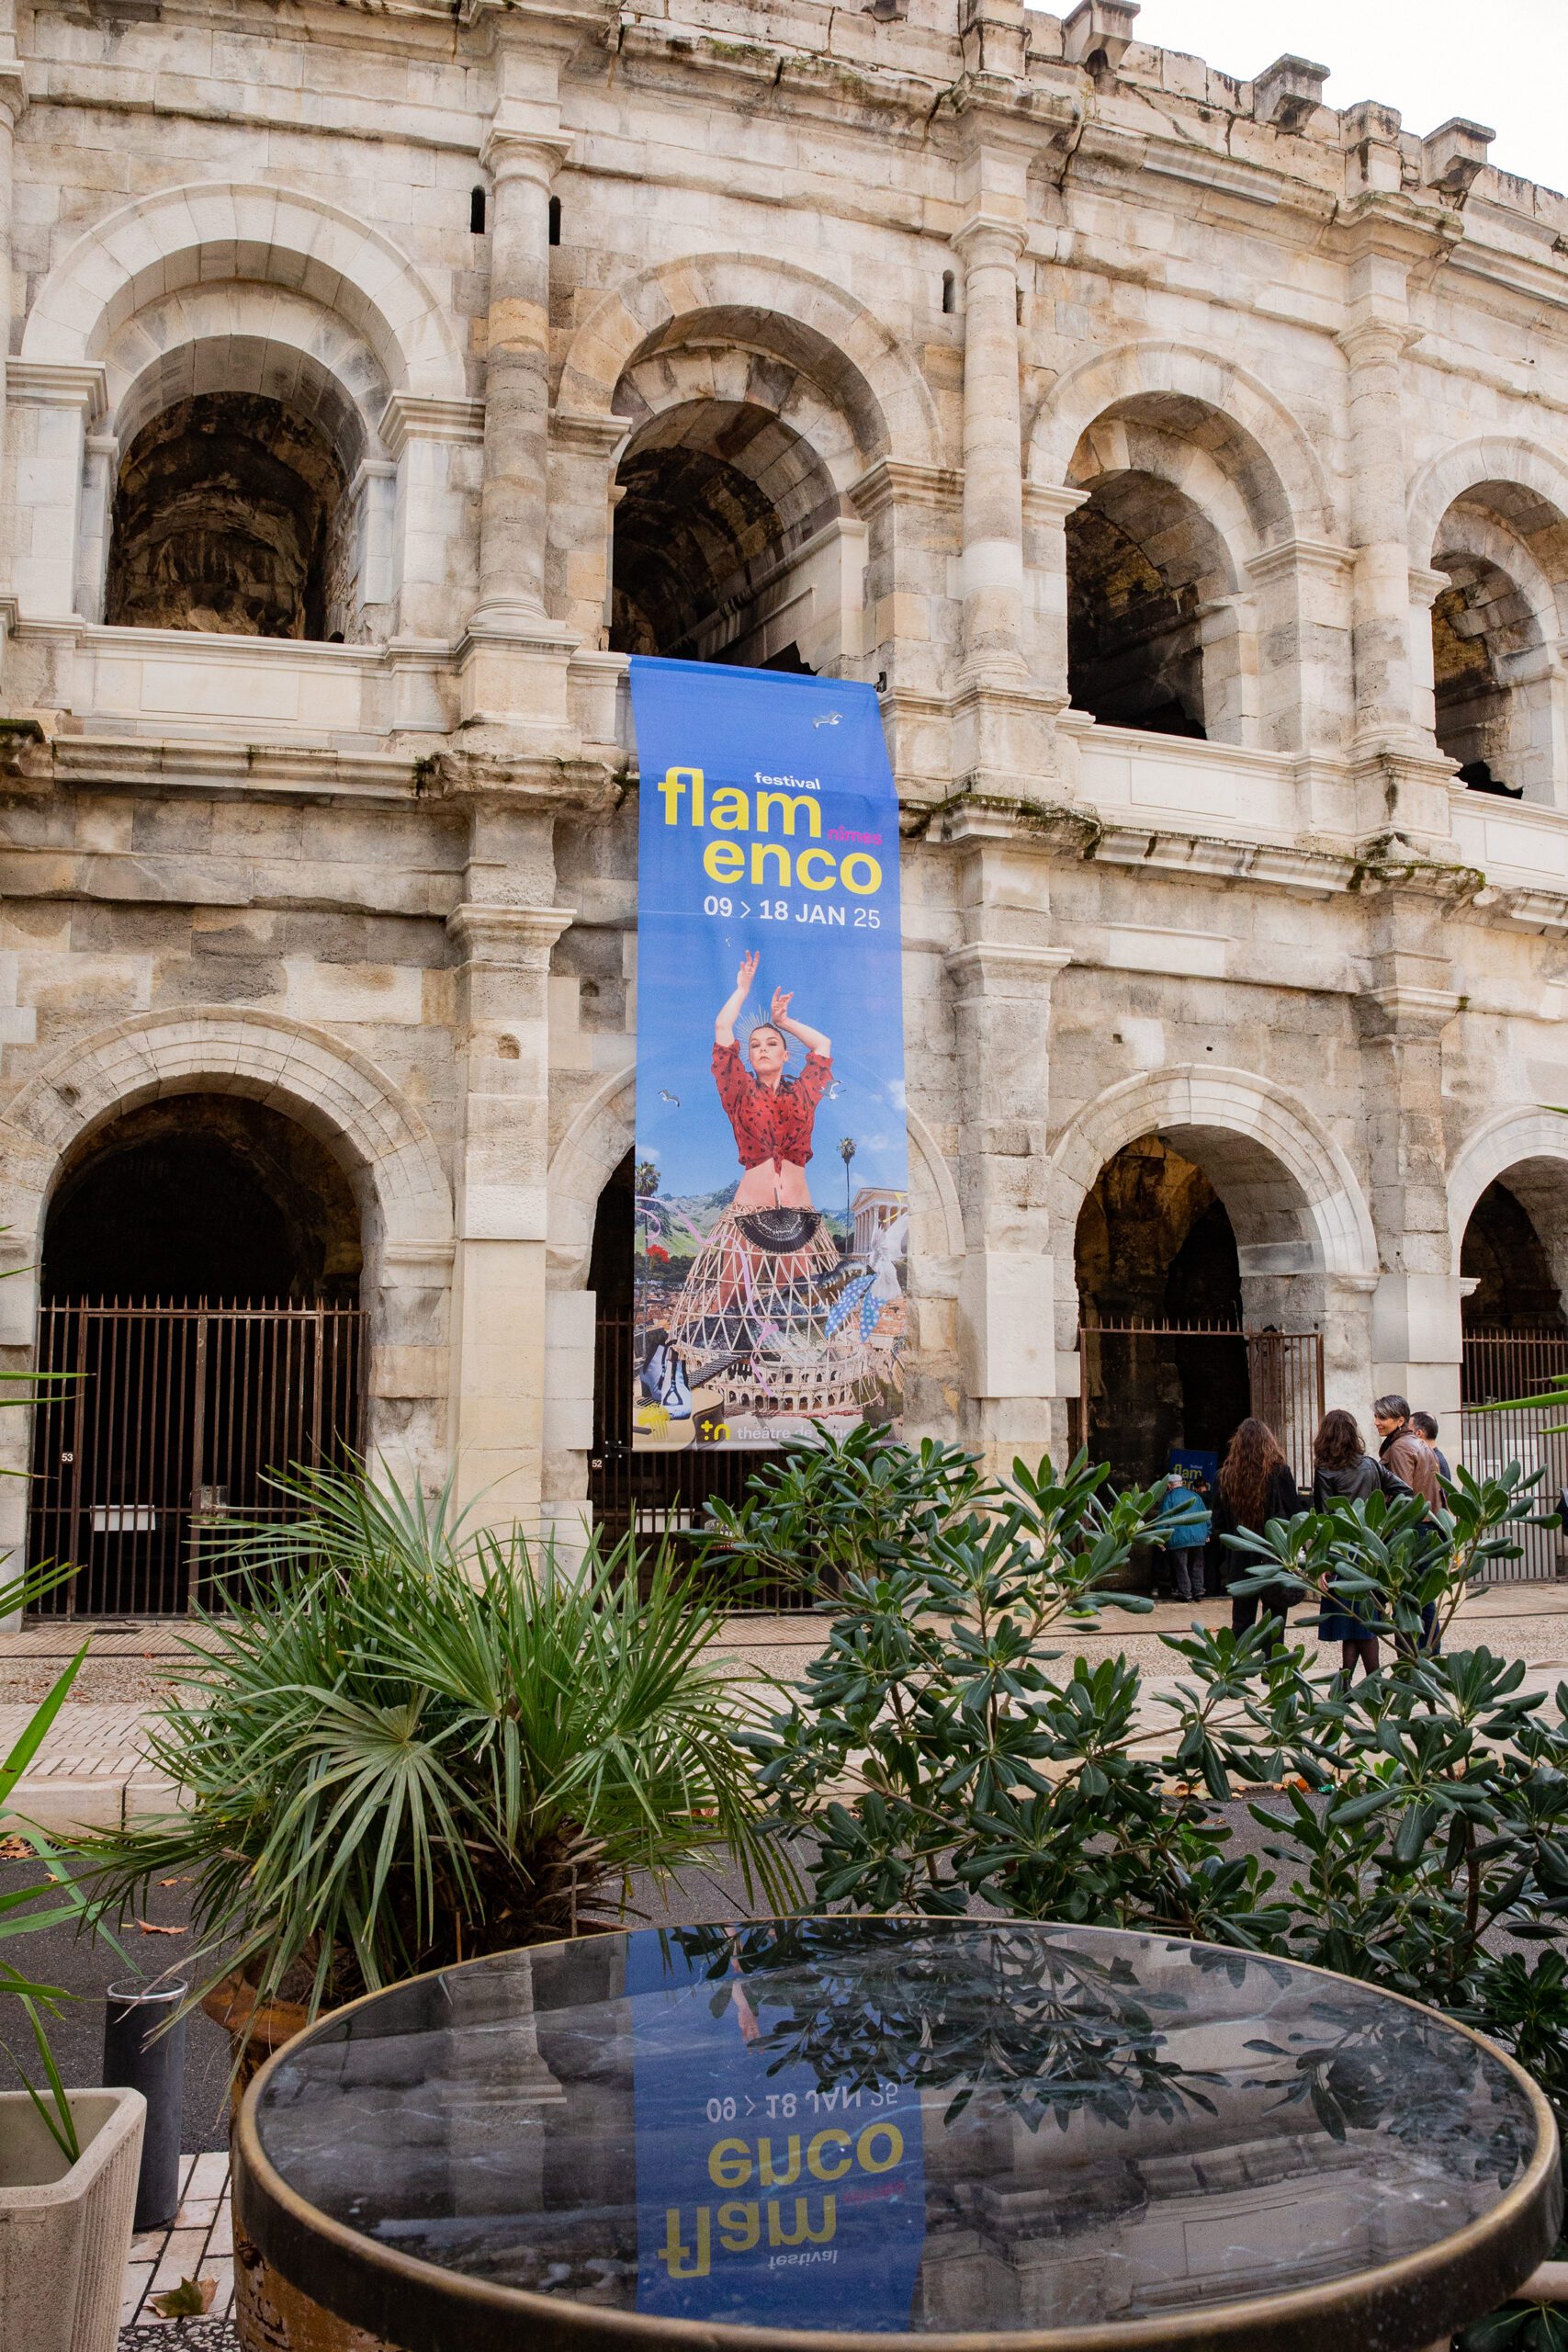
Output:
[756, 791, 821, 839]
[659, 765, 704, 826]
[658, 2206, 712, 2279]
[704, 840, 745, 886]
[767, 2195, 836, 2248]
[707, 2137, 751, 2190]
[796, 847, 836, 892]
[856, 2122, 903, 2175]
[840, 852, 882, 896]
[709, 786, 750, 831]
[758, 2134, 802, 2188]
[807, 2127, 852, 2182]
[717, 2201, 760, 2253]
[750, 842, 791, 888]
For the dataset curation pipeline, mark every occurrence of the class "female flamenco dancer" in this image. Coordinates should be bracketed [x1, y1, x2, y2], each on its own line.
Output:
[661, 950, 867, 1424]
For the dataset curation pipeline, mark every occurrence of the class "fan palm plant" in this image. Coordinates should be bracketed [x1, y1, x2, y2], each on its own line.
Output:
[78, 1463, 796, 2026]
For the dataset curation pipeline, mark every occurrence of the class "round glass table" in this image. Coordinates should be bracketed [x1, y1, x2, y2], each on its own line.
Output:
[235, 1917, 1562, 2351]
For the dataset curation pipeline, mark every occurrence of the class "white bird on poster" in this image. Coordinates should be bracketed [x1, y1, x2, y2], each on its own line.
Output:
[813, 713, 840, 729]
[659, 1089, 681, 1105]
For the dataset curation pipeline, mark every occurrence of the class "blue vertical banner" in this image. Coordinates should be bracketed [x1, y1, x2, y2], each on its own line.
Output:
[628, 657, 908, 1452]
[626, 1934, 927, 2330]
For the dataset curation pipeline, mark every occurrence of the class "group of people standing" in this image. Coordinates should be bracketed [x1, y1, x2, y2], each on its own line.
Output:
[1156, 1396, 1450, 1676]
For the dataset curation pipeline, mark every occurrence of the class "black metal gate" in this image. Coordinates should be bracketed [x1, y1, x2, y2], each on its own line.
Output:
[1075, 1318, 1325, 1487]
[1461, 1330, 1568, 1582]
[28, 1299, 367, 1617]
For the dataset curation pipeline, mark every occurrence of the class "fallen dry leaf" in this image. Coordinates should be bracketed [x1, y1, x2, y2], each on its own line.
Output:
[156, 1876, 189, 1887]
[151, 2277, 216, 2319]
[135, 1919, 186, 1937]
[0, 1834, 36, 1860]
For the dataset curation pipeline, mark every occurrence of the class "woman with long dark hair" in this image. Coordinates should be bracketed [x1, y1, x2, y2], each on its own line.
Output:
[1213, 1417, 1303, 1636]
[1311, 1408, 1407, 1681]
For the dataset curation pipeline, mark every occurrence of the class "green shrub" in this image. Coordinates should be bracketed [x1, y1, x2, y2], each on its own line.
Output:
[80, 1464, 796, 2022]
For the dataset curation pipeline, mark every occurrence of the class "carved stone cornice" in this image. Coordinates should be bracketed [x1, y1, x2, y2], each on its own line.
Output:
[943, 939, 1072, 998]
[549, 408, 635, 459]
[430, 746, 623, 816]
[379, 393, 486, 458]
[446, 902, 575, 967]
[848, 458, 964, 522]
[1246, 536, 1356, 588]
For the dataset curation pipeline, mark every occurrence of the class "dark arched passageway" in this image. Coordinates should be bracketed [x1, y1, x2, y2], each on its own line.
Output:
[31, 1097, 365, 1617]
[105, 391, 349, 640]
[609, 399, 836, 672]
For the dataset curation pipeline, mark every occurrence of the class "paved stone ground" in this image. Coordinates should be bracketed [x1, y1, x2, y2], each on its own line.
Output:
[6, 1586, 1564, 1834]
[121, 2151, 234, 2334]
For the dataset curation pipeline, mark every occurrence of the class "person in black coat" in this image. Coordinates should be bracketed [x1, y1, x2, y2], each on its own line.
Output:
[1213, 1416, 1303, 1639]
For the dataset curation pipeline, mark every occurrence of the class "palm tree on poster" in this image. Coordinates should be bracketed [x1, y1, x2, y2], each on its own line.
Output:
[839, 1135, 856, 1227]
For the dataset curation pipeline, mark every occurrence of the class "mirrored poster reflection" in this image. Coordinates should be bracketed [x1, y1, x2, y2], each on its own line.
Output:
[626, 1931, 927, 2329]
[629, 657, 909, 1453]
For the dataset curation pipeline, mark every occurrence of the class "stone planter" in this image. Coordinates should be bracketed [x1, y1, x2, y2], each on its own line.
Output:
[0, 2084, 146, 2352]
[205, 1975, 403, 2352]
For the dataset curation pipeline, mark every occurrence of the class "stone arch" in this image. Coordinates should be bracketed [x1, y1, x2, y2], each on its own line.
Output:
[1028, 340, 1335, 540]
[1407, 438, 1568, 582]
[1049, 1068, 1378, 1285]
[104, 292, 389, 475]
[545, 1061, 964, 1289]
[558, 252, 941, 470]
[0, 1009, 452, 1263]
[22, 182, 466, 400]
[1448, 1108, 1568, 1278]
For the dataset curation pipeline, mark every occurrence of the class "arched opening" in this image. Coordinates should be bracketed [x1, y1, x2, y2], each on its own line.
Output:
[1428, 481, 1568, 801]
[1461, 1177, 1567, 1333]
[1066, 474, 1231, 739]
[30, 1096, 366, 1616]
[1431, 556, 1535, 797]
[104, 390, 350, 640]
[608, 399, 840, 673]
[1074, 1138, 1251, 1486]
[1459, 1164, 1568, 1577]
[43, 1096, 362, 1305]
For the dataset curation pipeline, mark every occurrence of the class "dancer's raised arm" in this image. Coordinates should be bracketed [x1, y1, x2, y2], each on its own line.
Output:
[770, 986, 830, 1060]
[716, 949, 760, 1046]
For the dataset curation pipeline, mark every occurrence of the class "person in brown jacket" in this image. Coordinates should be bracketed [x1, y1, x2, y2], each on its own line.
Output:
[1372, 1395, 1440, 1510]
[1372, 1393, 1442, 1653]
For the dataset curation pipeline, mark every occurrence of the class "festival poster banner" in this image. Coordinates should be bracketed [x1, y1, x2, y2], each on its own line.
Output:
[626, 1932, 927, 2330]
[628, 656, 908, 1453]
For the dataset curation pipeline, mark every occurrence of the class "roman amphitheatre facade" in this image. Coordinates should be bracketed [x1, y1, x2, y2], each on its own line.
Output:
[3, 0, 1568, 1602]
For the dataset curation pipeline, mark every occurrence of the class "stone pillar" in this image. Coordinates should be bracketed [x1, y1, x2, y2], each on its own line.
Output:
[1338, 213, 1454, 841]
[459, 31, 578, 736]
[1357, 916, 1465, 1421]
[473, 127, 567, 628]
[953, 213, 1029, 686]
[0, 32, 25, 665]
[1021, 482, 1090, 707]
[942, 817, 1072, 1464]
[446, 817, 574, 1527]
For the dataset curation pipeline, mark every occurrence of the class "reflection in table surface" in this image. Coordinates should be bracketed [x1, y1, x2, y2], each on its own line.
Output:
[252, 1917, 1545, 2337]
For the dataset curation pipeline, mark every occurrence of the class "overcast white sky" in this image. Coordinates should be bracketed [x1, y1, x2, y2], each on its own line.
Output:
[1122, 1, 1568, 194]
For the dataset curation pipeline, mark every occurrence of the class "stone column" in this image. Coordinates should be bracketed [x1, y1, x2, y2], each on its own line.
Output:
[0, 29, 25, 662]
[472, 126, 567, 628]
[954, 213, 1029, 687]
[459, 28, 578, 736]
[942, 817, 1073, 1464]
[1339, 220, 1453, 840]
[446, 812, 574, 1528]
[1357, 913, 1465, 1421]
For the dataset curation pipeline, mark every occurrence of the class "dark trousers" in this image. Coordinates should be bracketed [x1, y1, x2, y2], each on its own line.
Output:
[1231, 1587, 1292, 1642]
[1170, 1544, 1206, 1601]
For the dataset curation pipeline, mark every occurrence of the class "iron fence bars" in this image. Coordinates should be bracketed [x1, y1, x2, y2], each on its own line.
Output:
[28, 1299, 367, 1618]
[1461, 1329, 1568, 1582]
[591, 1309, 808, 1609]
[1077, 1318, 1325, 1489]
